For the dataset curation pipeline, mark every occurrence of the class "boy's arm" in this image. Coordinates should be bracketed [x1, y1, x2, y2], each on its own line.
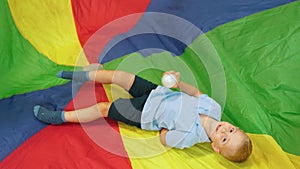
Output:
[160, 128, 168, 145]
[163, 71, 202, 97]
[160, 128, 197, 149]
[177, 81, 202, 97]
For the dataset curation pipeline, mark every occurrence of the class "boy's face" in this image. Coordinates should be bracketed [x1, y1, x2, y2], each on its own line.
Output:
[209, 121, 248, 154]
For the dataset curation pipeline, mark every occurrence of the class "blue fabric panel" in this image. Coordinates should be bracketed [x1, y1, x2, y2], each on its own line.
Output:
[100, 0, 295, 63]
[0, 82, 82, 161]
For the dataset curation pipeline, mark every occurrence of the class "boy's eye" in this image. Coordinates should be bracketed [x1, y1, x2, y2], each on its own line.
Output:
[222, 138, 227, 142]
[230, 128, 234, 133]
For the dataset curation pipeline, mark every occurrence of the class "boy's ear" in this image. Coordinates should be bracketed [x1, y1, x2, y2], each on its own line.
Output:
[211, 142, 220, 153]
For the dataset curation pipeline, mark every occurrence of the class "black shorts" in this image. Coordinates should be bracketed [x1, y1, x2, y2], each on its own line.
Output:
[107, 76, 158, 128]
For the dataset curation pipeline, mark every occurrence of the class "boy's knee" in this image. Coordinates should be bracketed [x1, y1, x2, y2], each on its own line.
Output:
[112, 71, 135, 91]
[97, 102, 111, 117]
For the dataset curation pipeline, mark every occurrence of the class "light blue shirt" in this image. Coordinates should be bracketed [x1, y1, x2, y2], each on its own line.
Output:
[141, 86, 221, 149]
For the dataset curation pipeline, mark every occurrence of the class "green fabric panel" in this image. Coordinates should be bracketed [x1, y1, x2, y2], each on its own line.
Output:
[0, 0, 73, 99]
[104, 2, 300, 156]
[204, 2, 300, 156]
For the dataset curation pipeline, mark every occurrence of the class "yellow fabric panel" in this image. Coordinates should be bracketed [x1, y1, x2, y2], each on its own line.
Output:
[119, 128, 296, 169]
[104, 84, 296, 169]
[8, 0, 88, 66]
[287, 153, 300, 169]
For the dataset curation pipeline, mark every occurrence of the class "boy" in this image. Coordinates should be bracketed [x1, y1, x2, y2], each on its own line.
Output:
[34, 67, 252, 162]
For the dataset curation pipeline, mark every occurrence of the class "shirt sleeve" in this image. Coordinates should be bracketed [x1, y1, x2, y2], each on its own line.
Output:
[166, 130, 198, 149]
[197, 94, 222, 121]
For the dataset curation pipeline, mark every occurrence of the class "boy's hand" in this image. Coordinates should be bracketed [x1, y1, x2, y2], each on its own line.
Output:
[163, 71, 180, 88]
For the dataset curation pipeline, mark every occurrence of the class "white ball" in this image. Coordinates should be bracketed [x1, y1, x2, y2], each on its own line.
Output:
[162, 74, 177, 88]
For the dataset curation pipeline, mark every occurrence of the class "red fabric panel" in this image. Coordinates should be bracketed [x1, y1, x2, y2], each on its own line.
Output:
[71, 0, 150, 63]
[0, 83, 132, 169]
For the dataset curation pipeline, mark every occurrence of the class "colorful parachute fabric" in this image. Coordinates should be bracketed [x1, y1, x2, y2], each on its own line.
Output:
[0, 0, 300, 168]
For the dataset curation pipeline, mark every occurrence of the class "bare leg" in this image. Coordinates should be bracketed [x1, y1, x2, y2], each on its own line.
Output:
[58, 66, 135, 91]
[64, 102, 112, 123]
[88, 70, 135, 91]
[51, 69, 135, 124]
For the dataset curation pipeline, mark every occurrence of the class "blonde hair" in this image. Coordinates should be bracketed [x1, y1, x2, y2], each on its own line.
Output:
[222, 136, 252, 162]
